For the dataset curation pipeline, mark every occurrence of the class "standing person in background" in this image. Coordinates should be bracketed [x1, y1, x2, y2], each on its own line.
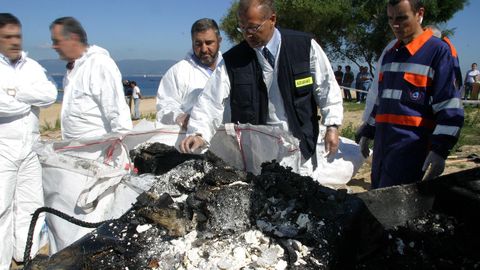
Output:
[464, 63, 480, 100]
[357, 0, 464, 189]
[334, 65, 344, 95]
[0, 13, 57, 268]
[357, 66, 372, 103]
[122, 79, 133, 113]
[50, 17, 132, 139]
[156, 18, 223, 129]
[130, 81, 142, 120]
[180, 0, 343, 172]
[342, 65, 354, 101]
[355, 67, 362, 101]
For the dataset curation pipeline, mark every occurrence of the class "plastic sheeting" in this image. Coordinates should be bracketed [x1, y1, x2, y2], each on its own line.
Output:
[36, 129, 162, 253]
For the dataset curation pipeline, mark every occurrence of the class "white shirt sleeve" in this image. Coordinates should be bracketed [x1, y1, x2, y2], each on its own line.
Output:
[14, 61, 57, 108]
[156, 65, 186, 124]
[187, 60, 230, 142]
[310, 39, 343, 126]
[0, 90, 31, 117]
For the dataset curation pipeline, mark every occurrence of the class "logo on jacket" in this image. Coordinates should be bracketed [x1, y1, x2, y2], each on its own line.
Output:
[410, 91, 422, 101]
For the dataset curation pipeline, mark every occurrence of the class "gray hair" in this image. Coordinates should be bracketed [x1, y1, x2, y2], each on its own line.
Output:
[50, 17, 88, 45]
[191, 18, 220, 38]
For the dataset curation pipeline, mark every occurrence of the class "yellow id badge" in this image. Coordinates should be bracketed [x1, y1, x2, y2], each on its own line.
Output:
[295, 77, 313, 88]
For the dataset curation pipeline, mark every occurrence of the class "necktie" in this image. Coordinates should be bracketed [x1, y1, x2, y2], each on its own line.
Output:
[262, 47, 275, 68]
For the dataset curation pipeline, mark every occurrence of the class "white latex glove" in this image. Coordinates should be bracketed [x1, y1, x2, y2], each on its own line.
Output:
[422, 151, 445, 181]
[359, 137, 370, 158]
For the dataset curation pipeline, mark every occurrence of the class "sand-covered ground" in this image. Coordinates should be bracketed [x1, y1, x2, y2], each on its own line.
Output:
[39, 97, 158, 127]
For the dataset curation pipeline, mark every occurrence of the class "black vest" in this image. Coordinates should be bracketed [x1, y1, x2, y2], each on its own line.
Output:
[223, 29, 319, 159]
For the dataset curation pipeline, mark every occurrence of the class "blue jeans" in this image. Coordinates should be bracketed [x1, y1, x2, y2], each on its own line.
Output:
[133, 98, 141, 119]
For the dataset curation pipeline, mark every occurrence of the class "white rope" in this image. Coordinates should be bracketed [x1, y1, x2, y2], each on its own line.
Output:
[340, 86, 369, 94]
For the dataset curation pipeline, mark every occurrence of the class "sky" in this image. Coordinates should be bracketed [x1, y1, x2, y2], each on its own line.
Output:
[1, 0, 479, 74]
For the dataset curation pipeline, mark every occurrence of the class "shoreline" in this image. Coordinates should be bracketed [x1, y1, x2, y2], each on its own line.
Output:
[40, 96, 157, 126]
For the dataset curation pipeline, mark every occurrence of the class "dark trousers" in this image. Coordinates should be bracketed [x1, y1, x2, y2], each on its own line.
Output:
[342, 85, 352, 100]
[464, 82, 473, 100]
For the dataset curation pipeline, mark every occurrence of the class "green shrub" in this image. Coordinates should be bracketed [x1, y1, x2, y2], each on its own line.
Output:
[340, 122, 358, 141]
[40, 118, 61, 132]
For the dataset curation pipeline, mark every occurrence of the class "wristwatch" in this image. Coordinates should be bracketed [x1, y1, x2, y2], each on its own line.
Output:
[327, 124, 339, 129]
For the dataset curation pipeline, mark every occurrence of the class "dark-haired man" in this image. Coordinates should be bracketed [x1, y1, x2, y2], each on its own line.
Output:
[342, 65, 354, 101]
[50, 17, 132, 140]
[464, 63, 480, 100]
[156, 18, 223, 129]
[0, 13, 57, 267]
[181, 0, 343, 173]
[357, 0, 464, 188]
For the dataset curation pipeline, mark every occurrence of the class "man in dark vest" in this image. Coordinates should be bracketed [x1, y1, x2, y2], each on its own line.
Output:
[180, 0, 343, 169]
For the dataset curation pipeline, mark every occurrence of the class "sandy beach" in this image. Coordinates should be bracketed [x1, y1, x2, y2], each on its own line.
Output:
[39, 97, 158, 126]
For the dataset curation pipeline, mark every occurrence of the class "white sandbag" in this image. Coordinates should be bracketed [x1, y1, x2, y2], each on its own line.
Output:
[209, 123, 300, 174]
[37, 130, 167, 254]
[312, 132, 365, 187]
[37, 137, 130, 253]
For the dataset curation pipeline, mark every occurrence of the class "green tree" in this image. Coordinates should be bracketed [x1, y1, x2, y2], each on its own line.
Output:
[220, 0, 469, 73]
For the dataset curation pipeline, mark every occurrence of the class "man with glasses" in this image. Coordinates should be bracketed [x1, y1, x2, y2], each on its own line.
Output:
[180, 0, 343, 174]
[156, 18, 222, 129]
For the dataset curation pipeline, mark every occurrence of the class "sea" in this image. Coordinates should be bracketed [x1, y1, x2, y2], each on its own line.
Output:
[50, 74, 162, 102]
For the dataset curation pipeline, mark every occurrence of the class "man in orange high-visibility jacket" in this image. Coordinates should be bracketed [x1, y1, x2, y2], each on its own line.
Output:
[357, 0, 464, 189]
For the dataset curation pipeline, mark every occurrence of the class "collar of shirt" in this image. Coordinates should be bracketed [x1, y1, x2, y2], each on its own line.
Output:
[69, 46, 91, 71]
[0, 51, 26, 67]
[392, 28, 433, 56]
[256, 27, 281, 60]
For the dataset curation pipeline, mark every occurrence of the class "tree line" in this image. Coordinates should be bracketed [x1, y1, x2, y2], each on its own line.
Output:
[220, 0, 469, 74]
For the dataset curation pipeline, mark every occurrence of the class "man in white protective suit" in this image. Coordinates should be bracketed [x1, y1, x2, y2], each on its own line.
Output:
[156, 18, 223, 129]
[0, 13, 57, 269]
[50, 17, 132, 140]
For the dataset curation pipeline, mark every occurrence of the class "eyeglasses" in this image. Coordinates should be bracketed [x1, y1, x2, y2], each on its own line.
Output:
[236, 19, 268, 35]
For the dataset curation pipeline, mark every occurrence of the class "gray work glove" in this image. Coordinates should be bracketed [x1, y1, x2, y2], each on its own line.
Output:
[355, 123, 366, 144]
[422, 151, 445, 181]
[358, 137, 370, 158]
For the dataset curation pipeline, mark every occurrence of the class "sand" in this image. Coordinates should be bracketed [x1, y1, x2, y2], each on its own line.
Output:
[39, 97, 157, 126]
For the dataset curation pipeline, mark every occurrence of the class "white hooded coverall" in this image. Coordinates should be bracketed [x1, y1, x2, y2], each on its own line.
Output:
[0, 52, 57, 267]
[156, 51, 222, 126]
[61, 45, 132, 140]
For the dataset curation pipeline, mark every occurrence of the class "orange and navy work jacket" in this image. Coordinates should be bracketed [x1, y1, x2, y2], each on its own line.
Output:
[363, 28, 464, 158]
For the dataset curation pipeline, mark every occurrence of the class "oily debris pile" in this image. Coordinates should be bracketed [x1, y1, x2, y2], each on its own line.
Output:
[27, 143, 480, 269]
